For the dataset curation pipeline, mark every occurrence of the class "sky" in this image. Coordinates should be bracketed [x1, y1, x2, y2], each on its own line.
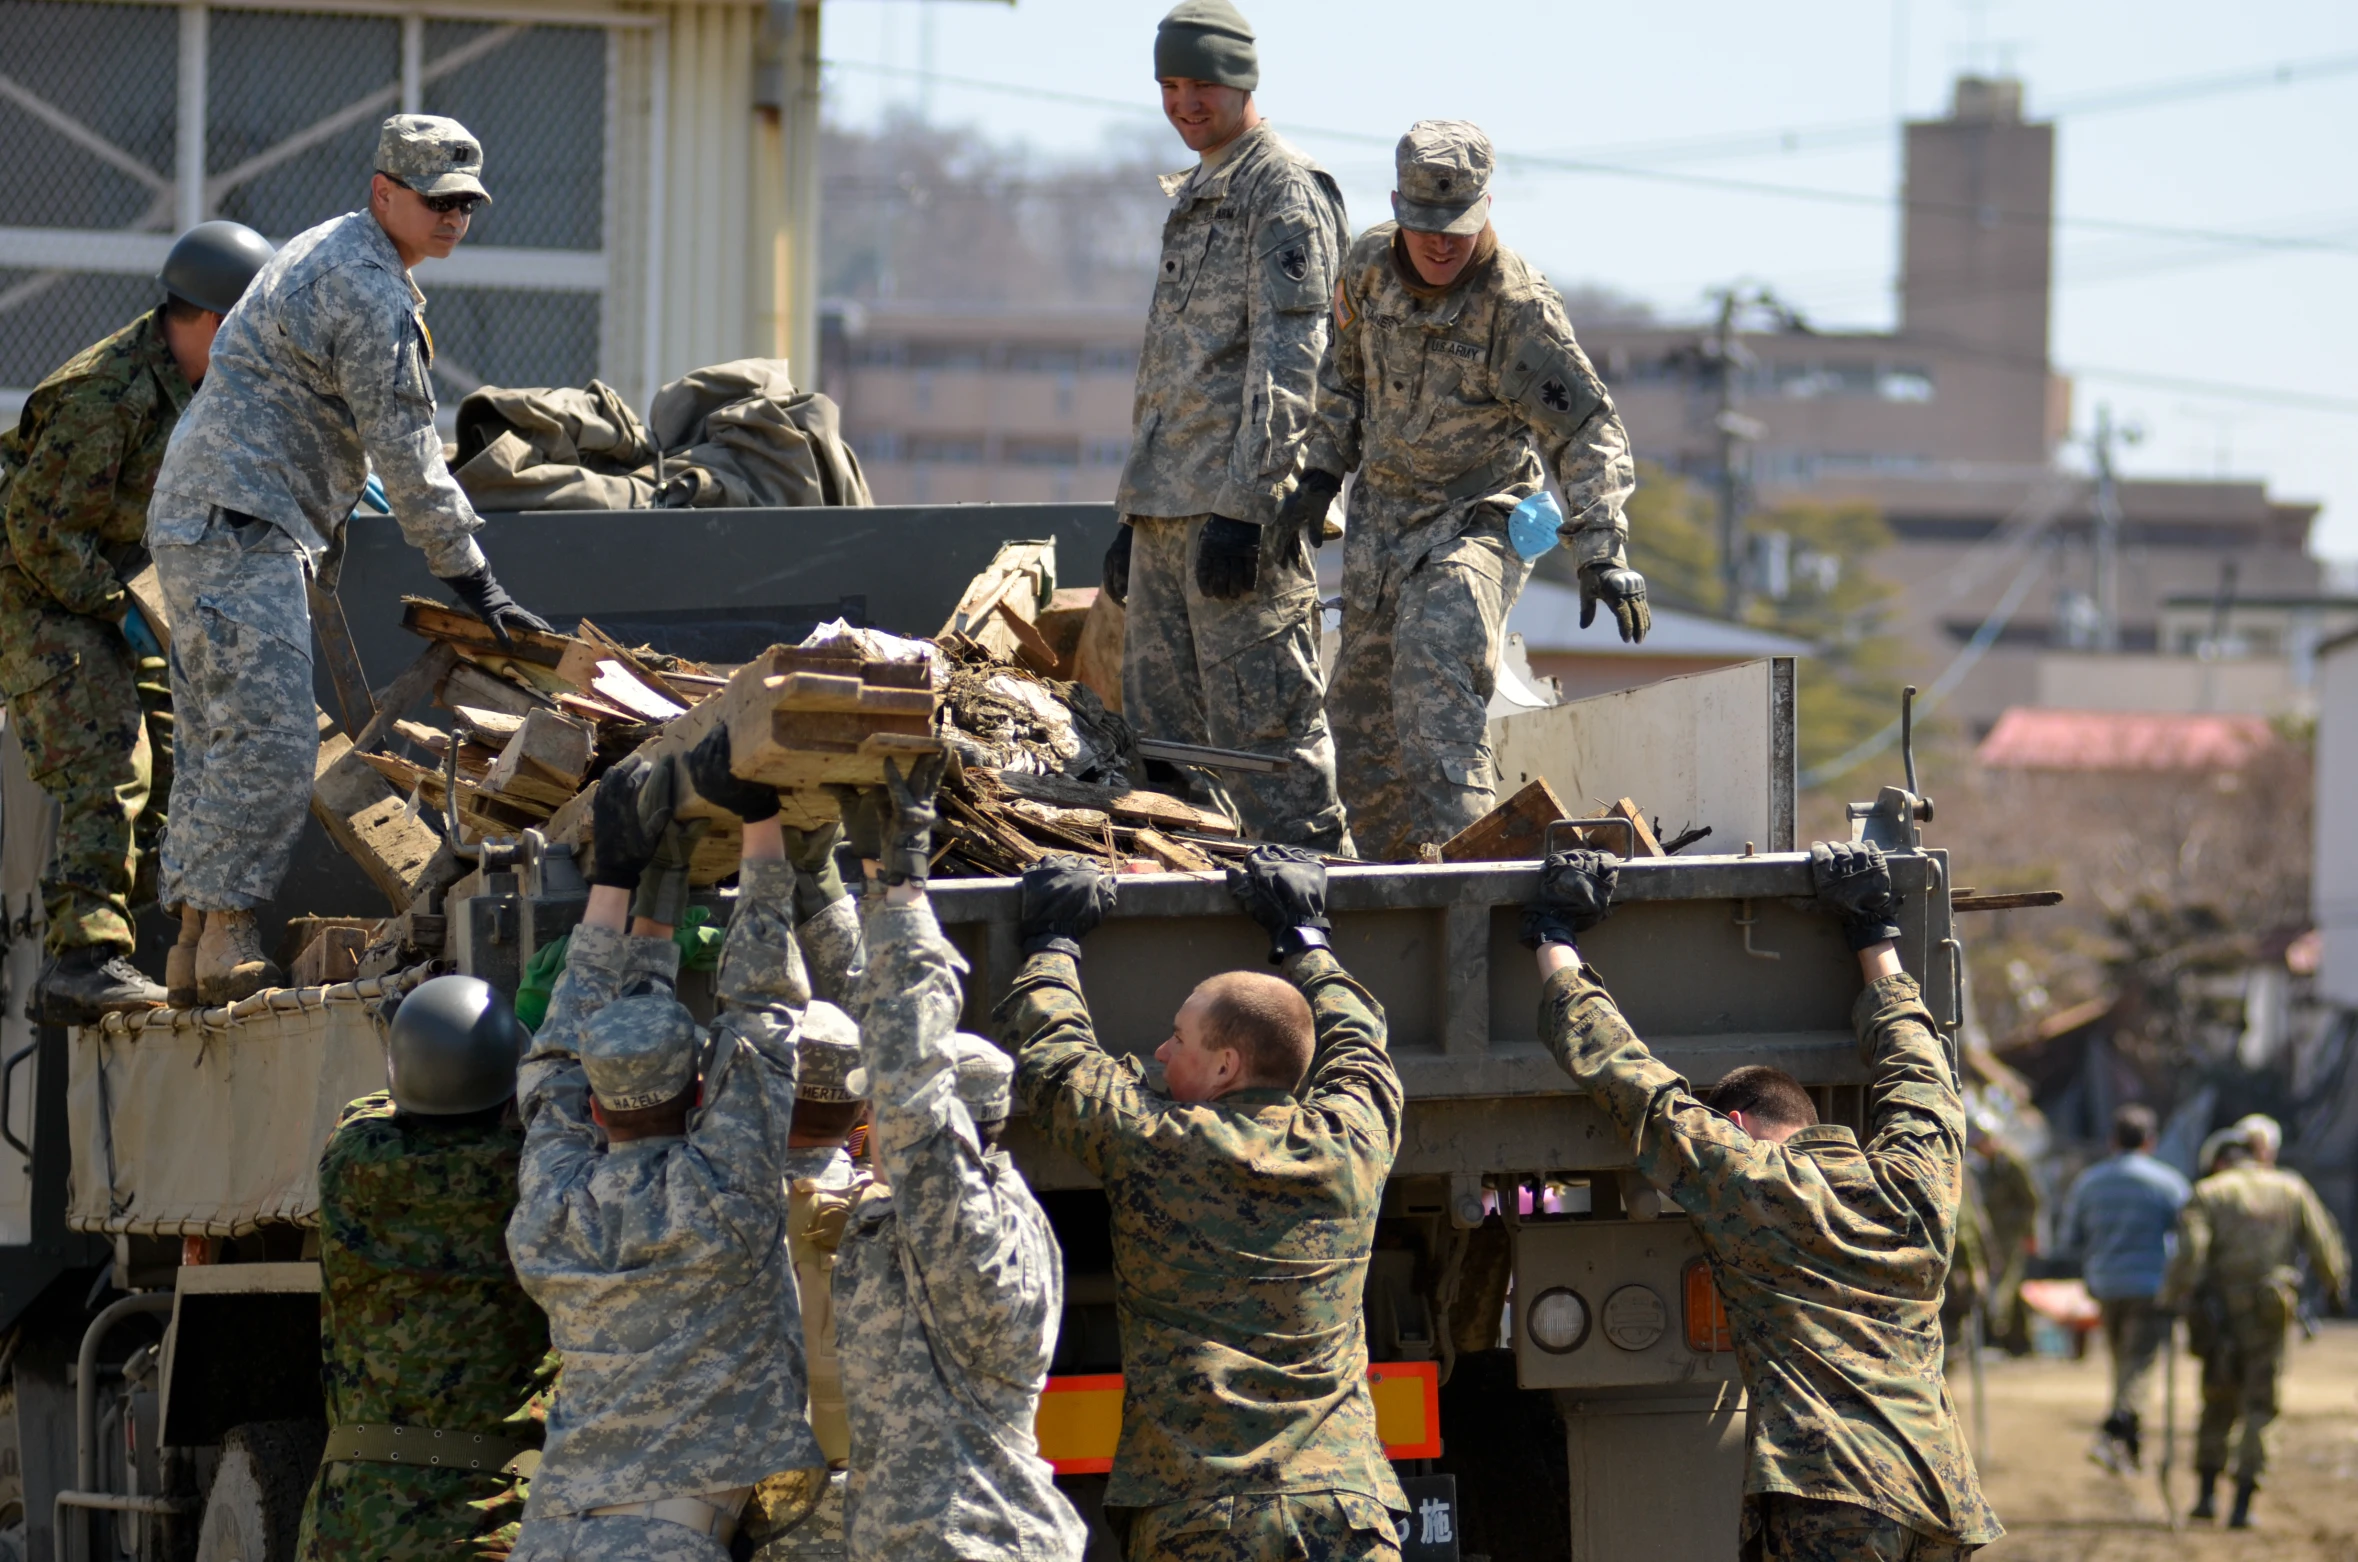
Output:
[817, 0, 2358, 567]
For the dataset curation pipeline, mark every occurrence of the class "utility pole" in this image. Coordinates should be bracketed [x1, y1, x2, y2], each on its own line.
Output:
[2089, 403, 2129, 653]
[1701, 285, 1787, 621]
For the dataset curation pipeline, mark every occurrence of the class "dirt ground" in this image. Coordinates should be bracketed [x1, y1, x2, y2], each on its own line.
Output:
[1967, 1319, 2358, 1560]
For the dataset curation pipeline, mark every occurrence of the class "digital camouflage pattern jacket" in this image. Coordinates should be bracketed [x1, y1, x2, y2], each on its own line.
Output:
[1303, 223, 1634, 579]
[834, 899, 1086, 1561]
[302, 1092, 554, 1560]
[1116, 122, 1349, 526]
[1538, 964, 2001, 1548]
[998, 946, 1408, 1515]
[0, 307, 190, 618]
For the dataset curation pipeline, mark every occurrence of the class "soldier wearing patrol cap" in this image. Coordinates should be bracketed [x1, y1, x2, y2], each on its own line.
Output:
[830, 758, 1087, 1562]
[147, 113, 549, 1006]
[505, 751, 827, 1562]
[0, 218, 271, 1021]
[1297, 120, 1647, 860]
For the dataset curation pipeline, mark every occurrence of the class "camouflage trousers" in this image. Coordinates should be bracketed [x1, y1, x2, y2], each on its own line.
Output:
[510, 1512, 731, 1562]
[2099, 1295, 2172, 1421]
[1748, 1495, 1973, 1561]
[2193, 1290, 2290, 1480]
[1119, 1491, 1403, 1562]
[1121, 514, 1349, 852]
[1328, 520, 1529, 862]
[0, 564, 168, 952]
[297, 1460, 527, 1561]
[152, 506, 317, 912]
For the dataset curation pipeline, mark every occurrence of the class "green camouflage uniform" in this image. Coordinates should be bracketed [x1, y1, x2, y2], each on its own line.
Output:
[0, 308, 187, 953]
[1303, 226, 1634, 860]
[1116, 121, 1351, 852]
[2159, 1162, 2350, 1483]
[1970, 1134, 2040, 1354]
[997, 946, 1407, 1560]
[298, 1092, 555, 1561]
[1537, 965, 2001, 1556]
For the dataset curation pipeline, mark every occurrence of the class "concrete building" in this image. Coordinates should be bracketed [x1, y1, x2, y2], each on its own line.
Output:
[1, 0, 828, 423]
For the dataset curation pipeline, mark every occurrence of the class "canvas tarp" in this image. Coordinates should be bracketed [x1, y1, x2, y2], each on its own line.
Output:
[67, 969, 431, 1237]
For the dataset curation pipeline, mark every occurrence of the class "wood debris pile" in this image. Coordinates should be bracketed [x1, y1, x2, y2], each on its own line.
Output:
[309, 541, 1247, 929]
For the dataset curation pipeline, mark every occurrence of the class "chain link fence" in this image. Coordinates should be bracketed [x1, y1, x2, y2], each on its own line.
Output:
[1, 2, 612, 405]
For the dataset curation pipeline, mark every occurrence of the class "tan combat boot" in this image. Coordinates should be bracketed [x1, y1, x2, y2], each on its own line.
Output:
[164, 905, 202, 1008]
[195, 910, 283, 1005]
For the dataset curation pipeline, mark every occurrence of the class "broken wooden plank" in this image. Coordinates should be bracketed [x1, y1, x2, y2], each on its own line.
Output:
[401, 596, 575, 668]
[438, 659, 553, 721]
[1068, 584, 1123, 712]
[990, 769, 1239, 837]
[1951, 891, 2065, 912]
[574, 618, 701, 711]
[590, 659, 688, 722]
[1130, 829, 1218, 872]
[482, 708, 594, 810]
[1135, 737, 1292, 775]
[291, 923, 370, 987]
[1441, 777, 1572, 863]
[452, 704, 525, 743]
[312, 714, 444, 912]
[350, 641, 461, 758]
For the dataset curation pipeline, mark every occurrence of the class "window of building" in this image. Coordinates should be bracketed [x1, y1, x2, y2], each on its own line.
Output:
[1005, 438, 1080, 467]
[1085, 436, 1130, 467]
[908, 435, 985, 464]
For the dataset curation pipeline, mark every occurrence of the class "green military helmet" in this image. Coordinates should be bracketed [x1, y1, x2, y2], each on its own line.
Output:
[386, 974, 526, 1116]
[158, 220, 275, 315]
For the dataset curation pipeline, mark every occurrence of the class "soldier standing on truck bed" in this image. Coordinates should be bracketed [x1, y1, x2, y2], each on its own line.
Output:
[812, 755, 1088, 1562]
[2159, 1118, 2349, 1529]
[0, 220, 271, 1021]
[1519, 843, 2001, 1559]
[997, 846, 1408, 1561]
[504, 751, 827, 1560]
[145, 114, 548, 1005]
[1296, 121, 1649, 861]
[298, 973, 554, 1560]
[1102, 0, 1352, 854]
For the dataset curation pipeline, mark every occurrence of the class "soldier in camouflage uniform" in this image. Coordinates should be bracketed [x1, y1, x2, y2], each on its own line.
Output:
[1105, 0, 1351, 852]
[2159, 1128, 2350, 1528]
[147, 114, 546, 1003]
[299, 974, 554, 1560]
[1298, 122, 1647, 860]
[506, 749, 825, 1560]
[0, 221, 271, 1020]
[1520, 843, 2000, 1559]
[816, 756, 1087, 1561]
[999, 846, 1408, 1560]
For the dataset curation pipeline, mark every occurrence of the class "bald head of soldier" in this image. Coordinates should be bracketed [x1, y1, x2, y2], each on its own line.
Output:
[1703, 1065, 1819, 1145]
[369, 114, 492, 269]
[1155, 0, 1262, 156]
[1156, 970, 1314, 1103]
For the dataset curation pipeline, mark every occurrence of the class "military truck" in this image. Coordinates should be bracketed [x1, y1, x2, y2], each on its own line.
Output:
[0, 502, 1959, 1562]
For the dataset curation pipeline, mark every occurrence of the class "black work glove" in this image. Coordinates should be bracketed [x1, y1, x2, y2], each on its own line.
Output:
[1578, 561, 1652, 645]
[685, 723, 780, 823]
[1811, 840, 1905, 951]
[780, 820, 847, 919]
[1020, 856, 1118, 956]
[1521, 849, 1619, 950]
[437, 563, 552, 651]
[827, 785, 889, 866]
[1194, 515, 1262, 600]
[1277, 469, 1344, 534]
[1102, 525, 1134, 608]
[588, 751, 674, 891]
[1225, 844, 1333, 964]
[880, 754, 947, 886]
[632, 817, 711, 928]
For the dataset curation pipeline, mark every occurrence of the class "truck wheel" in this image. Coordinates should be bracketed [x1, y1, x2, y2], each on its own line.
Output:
[194, 1421, 324, 1562]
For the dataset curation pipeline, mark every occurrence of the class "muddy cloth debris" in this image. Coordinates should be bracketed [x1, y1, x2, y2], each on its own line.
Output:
[451, 358, 870, 512]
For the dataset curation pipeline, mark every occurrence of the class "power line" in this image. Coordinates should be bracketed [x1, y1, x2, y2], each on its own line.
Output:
[822, 57, 2358, 258]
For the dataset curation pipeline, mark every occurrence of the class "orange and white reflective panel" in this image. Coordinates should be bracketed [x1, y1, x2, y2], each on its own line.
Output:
[1684, 1257, 1734, 1353]
[1035, 1362, 1441, 1475]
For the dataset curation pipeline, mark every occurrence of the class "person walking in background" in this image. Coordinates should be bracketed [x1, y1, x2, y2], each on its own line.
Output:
[2057, 1103, 2190, 1472]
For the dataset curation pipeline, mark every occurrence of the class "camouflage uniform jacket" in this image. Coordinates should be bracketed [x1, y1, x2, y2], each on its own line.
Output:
[998, 946, 1408, 1513]
[2159, 1164, 2350, 1313]
[1302, 224, 1634, 577]
[318, 1093, 551, 1437]
[835, 900, 1087, 1561]
[1538, 965, 2001, 1547]
[0, 307, 190, 617]
[149, 210, 487, 578]
[1116, 122, 1350, 525]
[507, 871, 822, 1521]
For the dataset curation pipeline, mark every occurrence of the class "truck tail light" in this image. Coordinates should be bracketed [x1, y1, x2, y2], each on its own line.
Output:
[1684, 1258, 1732, 1353]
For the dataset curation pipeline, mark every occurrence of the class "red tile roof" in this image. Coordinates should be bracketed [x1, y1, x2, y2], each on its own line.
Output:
[1975, 707, 2277, 771]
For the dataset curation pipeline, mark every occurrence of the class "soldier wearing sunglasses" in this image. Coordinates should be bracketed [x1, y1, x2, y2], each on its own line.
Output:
[145, 114, 550, 1003]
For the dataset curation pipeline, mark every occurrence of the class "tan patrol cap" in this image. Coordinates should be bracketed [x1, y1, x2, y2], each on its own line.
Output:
[847, 1033, 1013, 1124]
[582, 991, 699, 1112]
[376, 113, 492, 205]
[1393, 119, 1492, 236]
[795, 1002, 865, 1104]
